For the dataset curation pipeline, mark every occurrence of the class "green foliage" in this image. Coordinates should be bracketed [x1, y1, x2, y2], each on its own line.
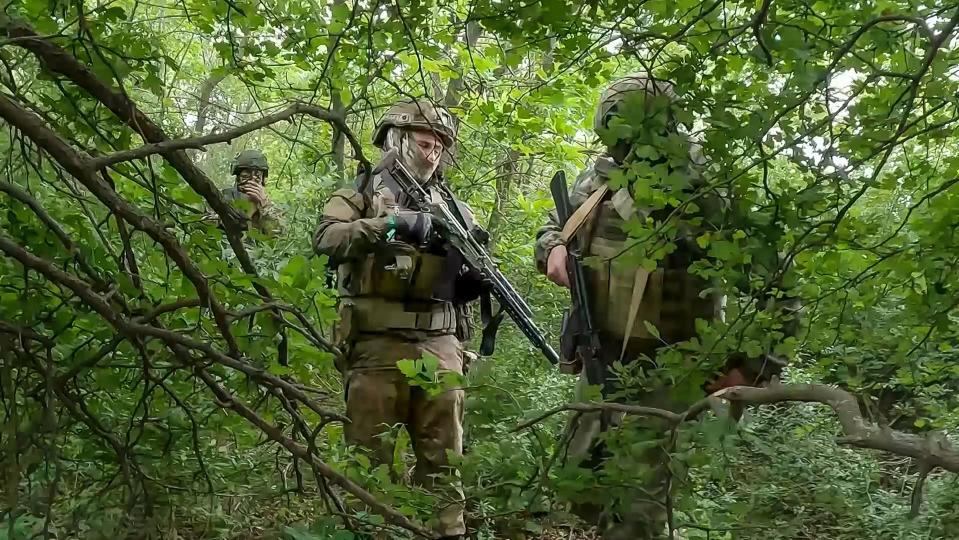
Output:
[397, 353, 466, 397]
[2, 0, 959, 538]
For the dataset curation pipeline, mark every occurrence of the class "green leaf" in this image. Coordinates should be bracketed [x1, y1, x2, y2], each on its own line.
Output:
[696, 232, 711, 249]
[643, 320, 661, 340]
[396, 358, 418, 379]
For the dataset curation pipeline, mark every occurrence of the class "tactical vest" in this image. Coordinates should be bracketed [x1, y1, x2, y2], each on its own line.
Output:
[335, 168, 470, 338]
[579, 159, 723, 347]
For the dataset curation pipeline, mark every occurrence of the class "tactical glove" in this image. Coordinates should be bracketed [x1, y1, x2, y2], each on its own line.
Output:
[388, 211, 434, 245]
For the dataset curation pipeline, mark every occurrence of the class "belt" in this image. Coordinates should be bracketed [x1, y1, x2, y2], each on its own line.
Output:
[349, 298, 456, 333]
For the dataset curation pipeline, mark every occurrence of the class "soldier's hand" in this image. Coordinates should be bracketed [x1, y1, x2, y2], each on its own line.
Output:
[392, 211, 434, 245]
[705, 367, 750, 393]
[239, 181, 267, 207]
[546, 244, 571, 288]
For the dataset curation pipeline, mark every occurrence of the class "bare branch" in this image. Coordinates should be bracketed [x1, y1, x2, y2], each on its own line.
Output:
[715, 384, 959, 473]
[88, 102, 370, 173]
[0, 92, 241, 355]
[516, 383, 959, 475]
[514, 402, 685, 432]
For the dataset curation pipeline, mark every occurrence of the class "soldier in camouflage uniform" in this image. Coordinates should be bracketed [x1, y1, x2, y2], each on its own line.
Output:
[313, 99, 486, 539]
[218, 149, 283, 235]
[204, 149, 283, 234]
[535, 74, 799, 539]
[203, 149, 283, 270]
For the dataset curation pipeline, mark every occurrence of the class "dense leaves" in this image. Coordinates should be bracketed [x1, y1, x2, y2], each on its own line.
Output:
[1, 0, 959, 538]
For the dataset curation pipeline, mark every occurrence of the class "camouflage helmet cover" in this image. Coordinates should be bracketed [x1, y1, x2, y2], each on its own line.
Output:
[593, 73, 678, 133]
[372, 99, 457, 149]
[231, 149, 269, 176]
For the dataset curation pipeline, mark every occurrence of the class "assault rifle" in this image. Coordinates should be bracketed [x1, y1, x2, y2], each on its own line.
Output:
[549, 171, 607, 393]
[390, 160, 559, 366]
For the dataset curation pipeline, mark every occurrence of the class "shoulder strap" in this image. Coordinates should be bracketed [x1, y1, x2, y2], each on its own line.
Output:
[560, 184, 610, 244]
[620, 268, 650, 362]
[437, 184, 471, 230]
[353, 171, 374, 213]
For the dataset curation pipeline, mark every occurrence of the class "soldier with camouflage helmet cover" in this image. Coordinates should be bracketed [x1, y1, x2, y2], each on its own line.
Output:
[205, 148, 283, 236]
[313, 98, 487, 539]
[231, 149, 282, 233]
[534, 73, 800, 539]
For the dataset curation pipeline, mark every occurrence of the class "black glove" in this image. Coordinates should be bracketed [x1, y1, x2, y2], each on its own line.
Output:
[389, 211, 433, 245]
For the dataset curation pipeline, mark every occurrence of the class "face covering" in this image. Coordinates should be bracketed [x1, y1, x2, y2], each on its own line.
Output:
[384, 127, 442, 182]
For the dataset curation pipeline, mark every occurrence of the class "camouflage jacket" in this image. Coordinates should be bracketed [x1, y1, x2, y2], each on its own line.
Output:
[535, 154, 800, 379]
[205, 186, 284, 236]
[313, 152, 486, 346]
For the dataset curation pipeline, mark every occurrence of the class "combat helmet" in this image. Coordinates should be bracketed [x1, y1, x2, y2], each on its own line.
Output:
[594, 73, 678, 133]
[372, 99, 457, 149]
[231, 149, 269, 177]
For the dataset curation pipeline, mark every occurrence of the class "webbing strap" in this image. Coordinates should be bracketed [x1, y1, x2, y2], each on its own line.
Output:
[479, 290, 505, 356]
[620, 268, 650, 362]
[560, 184, 610, 244]
[352, 300, 456, 333]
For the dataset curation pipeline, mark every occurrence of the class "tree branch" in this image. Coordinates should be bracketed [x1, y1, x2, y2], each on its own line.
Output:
[88, 102, 370, 173]
[193, 69, 230, 136]
[716, 384, 959, 473]
[516, 383, 959, 475]
[0, 91, 240, 355]
[195, 368, 436, 538]
[0, 179, 103, 287]
[0, 13, 248, 235]
[0, 319, 52, 346]
[0, 231, 343, 423]
[513, 401, 684, 432]
[752, 0, 774, 65]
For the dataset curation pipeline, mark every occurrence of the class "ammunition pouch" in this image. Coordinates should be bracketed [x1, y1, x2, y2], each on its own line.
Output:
[353, 245, 450, 302]
[455, 303, 475, 342]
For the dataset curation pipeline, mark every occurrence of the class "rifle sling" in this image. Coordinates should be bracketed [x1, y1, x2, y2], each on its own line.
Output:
[479, 290, 505, 356]
[560, 184, 609, 245]
[620, 268, 650, 362]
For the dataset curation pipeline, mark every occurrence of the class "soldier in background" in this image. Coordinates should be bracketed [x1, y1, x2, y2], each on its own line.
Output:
[215, 149, 283, 235]
[202, 148, 283, 272]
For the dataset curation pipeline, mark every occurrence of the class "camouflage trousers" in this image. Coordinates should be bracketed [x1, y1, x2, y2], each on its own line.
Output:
[343, 334, 466, 537]
[565, 340, 694, 540]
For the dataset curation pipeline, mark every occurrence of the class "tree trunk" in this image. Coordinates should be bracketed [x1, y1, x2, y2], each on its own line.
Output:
[330, 0, 348, 181]
[486, 149, 519, 250]
[443, 21, 482, 107]
[194, 70, 228, 136]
